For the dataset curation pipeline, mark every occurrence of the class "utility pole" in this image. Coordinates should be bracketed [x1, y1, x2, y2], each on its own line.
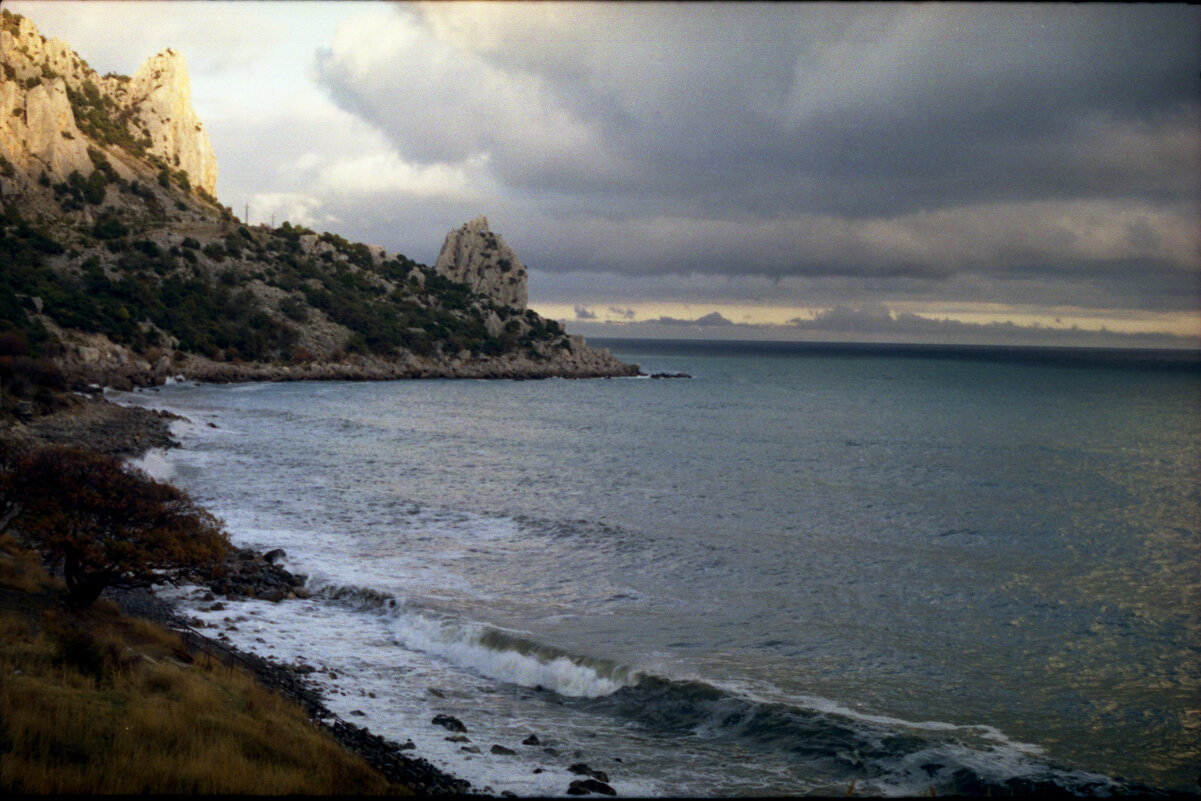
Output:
[244, 203, 248, 224]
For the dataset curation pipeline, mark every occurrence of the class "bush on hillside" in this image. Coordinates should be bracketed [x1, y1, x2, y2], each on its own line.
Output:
[0, 442, 229, 608]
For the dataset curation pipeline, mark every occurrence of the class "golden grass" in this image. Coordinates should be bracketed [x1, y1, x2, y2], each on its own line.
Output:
[0, 532, 56, 594]
[0, 540, 409, 795]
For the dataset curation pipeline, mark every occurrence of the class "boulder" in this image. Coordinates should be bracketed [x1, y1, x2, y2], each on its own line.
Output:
[568, 778, 616, 796]
[431, 714, 467, 733]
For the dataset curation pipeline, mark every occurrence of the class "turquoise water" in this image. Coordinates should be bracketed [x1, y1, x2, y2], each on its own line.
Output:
[120, 340, 1201, 795]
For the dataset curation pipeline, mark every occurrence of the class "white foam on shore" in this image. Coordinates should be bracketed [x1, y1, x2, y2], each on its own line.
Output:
[384, 609, 640, 698]
[126, 448, 176, 481]
[159, 583, 662, 798]
[303, 576, 640, 699]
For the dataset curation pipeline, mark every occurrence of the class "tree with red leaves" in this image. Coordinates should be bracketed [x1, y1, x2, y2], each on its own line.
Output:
[0, 440, 228, 607]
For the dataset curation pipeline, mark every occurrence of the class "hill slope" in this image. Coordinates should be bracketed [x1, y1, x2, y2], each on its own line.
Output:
[0, 10, 637, 391]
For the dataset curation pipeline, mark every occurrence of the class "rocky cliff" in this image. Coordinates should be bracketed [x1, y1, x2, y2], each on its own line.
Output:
[126, 48, 218, 196]
[434, 216, 528, 310]
[0, 10, 637, 391]
[0, 12, 216, 197]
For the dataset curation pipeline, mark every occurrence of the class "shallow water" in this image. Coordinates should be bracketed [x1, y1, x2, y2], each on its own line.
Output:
[118, 340, 1201, 795]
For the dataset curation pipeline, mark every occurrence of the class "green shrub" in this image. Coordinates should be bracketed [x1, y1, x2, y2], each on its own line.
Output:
[278, 296, 309, 323]
[92, 216, 127, 240]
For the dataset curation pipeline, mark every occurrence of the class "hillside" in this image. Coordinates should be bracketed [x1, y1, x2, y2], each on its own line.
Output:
[0, 9, 637, 398]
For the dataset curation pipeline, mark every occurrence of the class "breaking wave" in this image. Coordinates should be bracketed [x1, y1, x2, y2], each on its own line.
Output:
[574, 676, 1142, 796]
[313, 580, 640, 698]
[307, 579, 1148, 796]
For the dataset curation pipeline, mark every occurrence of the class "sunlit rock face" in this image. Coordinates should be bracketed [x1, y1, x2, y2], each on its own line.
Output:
[0, 19, 91, 180]
[434, 215, 529, 310]
[1, 77, 91, 179]
[0, 13, 216, 195]
[128, 49, 218, 195]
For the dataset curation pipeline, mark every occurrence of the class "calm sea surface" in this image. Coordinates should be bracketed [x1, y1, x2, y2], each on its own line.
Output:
[116, 339, 1201, 796]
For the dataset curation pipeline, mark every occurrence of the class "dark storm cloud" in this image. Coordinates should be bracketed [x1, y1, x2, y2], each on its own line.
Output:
[312, 3, 1201, 317]
[573, 305, 598, 320]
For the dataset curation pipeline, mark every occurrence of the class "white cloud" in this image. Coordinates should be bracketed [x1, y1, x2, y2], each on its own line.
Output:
[7, 0, 278, 76]
[313, 152, 491, 200]
[247, 192, 327, 229]
[315, 8, 626, 185]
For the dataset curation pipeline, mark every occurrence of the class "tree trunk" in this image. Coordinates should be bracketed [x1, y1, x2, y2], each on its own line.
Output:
[63, 557, 108, 608]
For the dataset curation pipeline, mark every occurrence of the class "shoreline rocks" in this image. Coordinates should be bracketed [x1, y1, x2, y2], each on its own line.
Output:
[12, 390, 628, 797]
[8, 395, 180, 458]
[200, 546, 309, 602]
[52, 334, 640, 391]
[105, 578, 475, 796]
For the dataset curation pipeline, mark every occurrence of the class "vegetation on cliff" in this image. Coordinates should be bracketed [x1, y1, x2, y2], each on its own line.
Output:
[0, 190, 572, 375]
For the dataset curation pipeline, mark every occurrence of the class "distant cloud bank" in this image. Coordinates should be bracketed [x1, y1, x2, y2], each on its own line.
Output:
[567, 305, 1200, 350]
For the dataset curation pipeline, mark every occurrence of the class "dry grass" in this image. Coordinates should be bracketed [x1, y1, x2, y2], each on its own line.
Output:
[0, 538, 409, 795]
[0, 532, 56, 594]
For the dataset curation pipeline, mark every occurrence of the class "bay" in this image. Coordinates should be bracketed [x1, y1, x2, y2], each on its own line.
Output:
[117, 339, 1201, 795]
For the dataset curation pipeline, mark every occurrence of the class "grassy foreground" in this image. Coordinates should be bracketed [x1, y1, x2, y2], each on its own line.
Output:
[0, 533, 408, 794]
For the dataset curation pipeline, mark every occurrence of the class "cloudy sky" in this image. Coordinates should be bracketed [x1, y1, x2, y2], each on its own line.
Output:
[12, 1, 1201, 346]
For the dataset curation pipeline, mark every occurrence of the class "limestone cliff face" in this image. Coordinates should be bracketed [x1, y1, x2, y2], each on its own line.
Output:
[434, 216, 529, 309]
[0, 17, 91, 181]
[0, 12, 216, 195]
[127, 49, 217, 195]
[0, 76, 91, 179]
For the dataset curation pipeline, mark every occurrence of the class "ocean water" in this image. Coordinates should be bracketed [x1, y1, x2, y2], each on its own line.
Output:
[115, 340, 1200, 796]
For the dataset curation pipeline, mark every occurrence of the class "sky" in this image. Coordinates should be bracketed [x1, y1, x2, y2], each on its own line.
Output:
[10, 1, 1201, 347]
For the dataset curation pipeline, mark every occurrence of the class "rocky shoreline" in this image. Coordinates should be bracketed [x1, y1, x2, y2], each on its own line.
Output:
[53, 330, 641, 392]
[8, 394, 182, 458]
[15, 395, 623, 796]
[106, 583, 475, 796]
[10, 396, 478, 795]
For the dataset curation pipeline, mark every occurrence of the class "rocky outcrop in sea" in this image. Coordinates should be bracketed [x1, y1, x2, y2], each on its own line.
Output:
[434, 215, 529, 310]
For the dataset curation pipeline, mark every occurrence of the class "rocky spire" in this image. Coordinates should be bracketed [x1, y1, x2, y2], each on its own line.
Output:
[128, 48, 217, 195]
[433, 216, 529, 309]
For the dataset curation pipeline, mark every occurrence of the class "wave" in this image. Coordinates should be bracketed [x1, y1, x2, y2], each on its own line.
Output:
[576, 677, 1153, 797]
[313, 581, 640, 697]
[300, 579, 1160, 795]
[126, 448, 176, 481]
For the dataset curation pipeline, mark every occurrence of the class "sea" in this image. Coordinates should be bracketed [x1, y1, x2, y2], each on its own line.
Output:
[112, 339, 1201, 797]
